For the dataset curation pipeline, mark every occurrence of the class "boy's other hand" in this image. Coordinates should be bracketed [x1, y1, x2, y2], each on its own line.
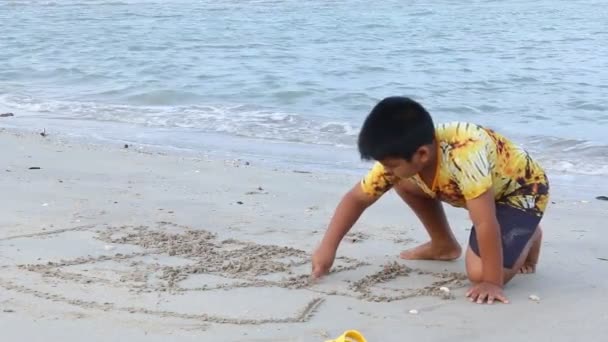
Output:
[466, 282, 509, 304]
[311, 246, 336, 279]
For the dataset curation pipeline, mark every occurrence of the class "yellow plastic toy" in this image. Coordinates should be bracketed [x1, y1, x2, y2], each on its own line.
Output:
[325, 330, 367, 342]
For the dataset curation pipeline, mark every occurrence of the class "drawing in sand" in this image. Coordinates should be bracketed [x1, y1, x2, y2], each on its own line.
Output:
[0, 221, 466, 325]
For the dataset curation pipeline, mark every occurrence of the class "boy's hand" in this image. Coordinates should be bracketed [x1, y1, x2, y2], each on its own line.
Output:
[466, 282, 509, 304]
[311, 245, 336, 279]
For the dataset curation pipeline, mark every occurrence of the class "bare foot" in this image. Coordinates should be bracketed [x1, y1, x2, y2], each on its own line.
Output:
[400, 241, 462, 261]
[519, 263, 536, 274]
[519, 226, 542, 274]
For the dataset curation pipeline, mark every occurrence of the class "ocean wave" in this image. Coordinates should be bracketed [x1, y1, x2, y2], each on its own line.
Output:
[541, 159, 608, 176]
[0, 93, 358, 147]
[2, 0, 129, 6]
[122, 90, 203, 106]
[1, 93, 606, 176]
[520, 136, 608, 176]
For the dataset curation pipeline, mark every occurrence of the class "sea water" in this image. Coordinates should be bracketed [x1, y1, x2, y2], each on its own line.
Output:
[1, 0, 607, 179]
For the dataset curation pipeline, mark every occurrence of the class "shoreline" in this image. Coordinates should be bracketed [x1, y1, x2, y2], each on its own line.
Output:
[1, 121, 606, 201]
[1, 127, 607, 341]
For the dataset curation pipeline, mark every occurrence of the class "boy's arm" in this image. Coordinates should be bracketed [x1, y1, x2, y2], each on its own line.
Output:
[448, 130, 503, 285]
[312, 183, 378, 278]
[320, 183, 377, 248]
[466, 188, 503, 285]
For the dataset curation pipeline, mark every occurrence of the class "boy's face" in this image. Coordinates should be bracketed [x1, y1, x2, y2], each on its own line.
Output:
[379, 146, 432, 179]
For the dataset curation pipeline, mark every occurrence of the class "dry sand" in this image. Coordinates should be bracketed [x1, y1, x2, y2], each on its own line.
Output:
[1, 128, 607, 341]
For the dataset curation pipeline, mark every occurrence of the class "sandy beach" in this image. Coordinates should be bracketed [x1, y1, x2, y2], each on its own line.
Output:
[1, 128, 607, 341]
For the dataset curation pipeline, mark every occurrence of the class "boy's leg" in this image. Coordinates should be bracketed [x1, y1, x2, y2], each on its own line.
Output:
[466, 226, 542, 285]
[466, 202, 545, 284]
[393, 181, 461, 261]
[519, 226, 542, 274]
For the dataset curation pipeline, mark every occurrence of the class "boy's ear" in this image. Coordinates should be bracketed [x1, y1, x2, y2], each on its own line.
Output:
[415, 145, 432, 164]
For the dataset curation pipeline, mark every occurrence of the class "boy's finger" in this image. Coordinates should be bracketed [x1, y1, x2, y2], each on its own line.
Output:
[311, 267, 325, 279]
[497, 294, 509, 304]
[476, 292, 488, 304]
[487, 295, 495, 304]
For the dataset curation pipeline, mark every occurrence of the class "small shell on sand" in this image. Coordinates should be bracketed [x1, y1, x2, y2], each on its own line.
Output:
[439, 286, 450, 293]
[529, 294, 540, 302]
[104, 245, 116, 251]
[409, 309, 419, 315]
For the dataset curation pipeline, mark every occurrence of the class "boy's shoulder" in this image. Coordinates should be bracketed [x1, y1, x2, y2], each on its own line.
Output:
[435, 122, 489, 139]
[434, 122, 514, 150]
[435, 122, 520, 150]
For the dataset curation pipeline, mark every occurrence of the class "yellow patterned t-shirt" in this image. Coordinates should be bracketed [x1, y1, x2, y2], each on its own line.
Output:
[360, 122, 549, 215]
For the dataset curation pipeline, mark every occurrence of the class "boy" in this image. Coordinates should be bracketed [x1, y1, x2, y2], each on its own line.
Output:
[311, 96, 549, 304]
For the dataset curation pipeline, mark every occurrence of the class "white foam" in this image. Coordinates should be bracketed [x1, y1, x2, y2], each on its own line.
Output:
[0, 94, 358, 147]
[2, 93, 607, 177]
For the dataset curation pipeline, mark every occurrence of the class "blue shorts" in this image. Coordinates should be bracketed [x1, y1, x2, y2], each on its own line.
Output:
[469, 202, 544, 269]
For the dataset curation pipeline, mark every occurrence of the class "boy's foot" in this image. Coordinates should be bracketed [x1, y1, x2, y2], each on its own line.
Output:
[519, 226, 542, 274]
[400, 241, 462, 261]
[519, 263, 536, 274]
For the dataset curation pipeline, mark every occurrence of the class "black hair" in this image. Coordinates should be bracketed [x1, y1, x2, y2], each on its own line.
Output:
[358, 96, 435, 161]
